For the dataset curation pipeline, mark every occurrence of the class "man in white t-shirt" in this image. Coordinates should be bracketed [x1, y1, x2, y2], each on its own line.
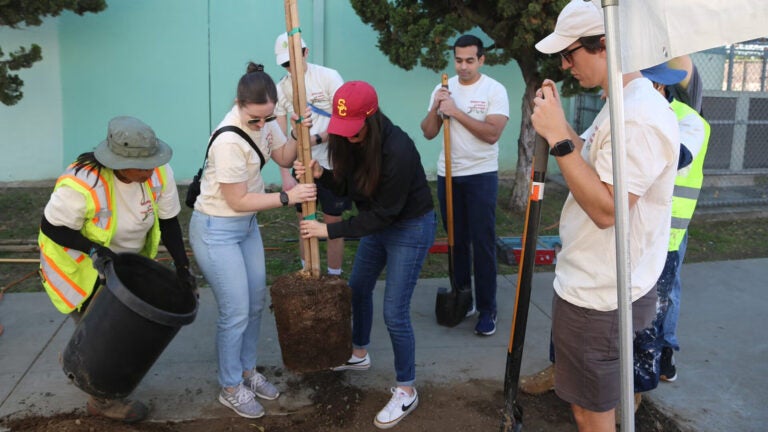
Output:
[421, 34, 509, 336]
[273, 32, 351, 276]
[530, 1, 679, 430]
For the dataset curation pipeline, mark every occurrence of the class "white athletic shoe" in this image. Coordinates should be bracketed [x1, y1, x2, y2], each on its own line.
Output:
[373, 387, 418, 429]
[331, 353, 371, 371]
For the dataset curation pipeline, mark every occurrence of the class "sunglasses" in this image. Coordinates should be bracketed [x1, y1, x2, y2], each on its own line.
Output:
[281, 61, 290, 68]
[246, 115, 277, 125]
[559, 44, 584, 64]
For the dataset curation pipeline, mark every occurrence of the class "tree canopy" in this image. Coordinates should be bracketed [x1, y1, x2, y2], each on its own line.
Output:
[0, 0, 106, 106]
[350, 0, 585, 211]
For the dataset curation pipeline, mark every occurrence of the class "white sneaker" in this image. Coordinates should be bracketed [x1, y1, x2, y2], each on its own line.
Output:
[218, 384, 264, 418]
[331, 353, 371, 371]
[373, 387, 418, 429]
[244, 371, 280, 400]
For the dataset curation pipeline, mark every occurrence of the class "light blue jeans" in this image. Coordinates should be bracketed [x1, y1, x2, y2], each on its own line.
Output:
[348, 210, 436, 387]
[189, 211, 266, 388]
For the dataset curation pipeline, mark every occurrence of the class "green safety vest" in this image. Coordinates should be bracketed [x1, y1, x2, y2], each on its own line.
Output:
[669, 99, 710, 252]
[38, 165, 167, 313]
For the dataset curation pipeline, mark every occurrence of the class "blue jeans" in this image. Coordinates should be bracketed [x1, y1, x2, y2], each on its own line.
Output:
[634, 250, 679, 392]
[189, 211, 267, 388]
[662, 232, 687, 350]
[348, 210, 436, 387]
[437, 172, 498, 316]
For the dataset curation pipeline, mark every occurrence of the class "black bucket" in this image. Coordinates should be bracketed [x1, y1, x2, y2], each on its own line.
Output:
[62, 253, 197, 399]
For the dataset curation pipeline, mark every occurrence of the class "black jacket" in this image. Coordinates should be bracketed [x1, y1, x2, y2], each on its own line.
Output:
[320, 115, 433, 239]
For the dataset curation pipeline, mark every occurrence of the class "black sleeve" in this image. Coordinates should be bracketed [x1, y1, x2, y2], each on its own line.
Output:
[317, 168, 347, 196]
[159, 216, 189, 269]
[40, 215, 94, 253]
[326, 137, 414, 239]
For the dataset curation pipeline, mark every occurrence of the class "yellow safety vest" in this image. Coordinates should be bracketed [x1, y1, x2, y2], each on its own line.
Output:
[38, 165, 167, 313]
[669, 99, 710, 252]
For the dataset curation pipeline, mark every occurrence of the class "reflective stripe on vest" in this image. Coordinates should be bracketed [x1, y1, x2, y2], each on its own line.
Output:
[39, 165, 167, 313]
[668, 99, 710, 251]
[39, 243, 90, 311]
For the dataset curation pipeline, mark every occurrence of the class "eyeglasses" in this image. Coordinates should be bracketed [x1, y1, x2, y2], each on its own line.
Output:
[246, 115, 277, 125]
[559, 44, 584, 64]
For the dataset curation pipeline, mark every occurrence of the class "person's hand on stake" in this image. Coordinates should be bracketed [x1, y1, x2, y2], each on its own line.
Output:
[293, 159, 323, 180]
[299, 220, 328, 239]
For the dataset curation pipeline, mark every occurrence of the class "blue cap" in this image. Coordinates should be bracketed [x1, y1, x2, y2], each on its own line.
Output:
[641, 63, 687, 85]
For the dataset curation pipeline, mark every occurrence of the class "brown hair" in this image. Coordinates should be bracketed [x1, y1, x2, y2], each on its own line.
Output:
[327, 111, 385, 198]
[236, 62, 277, 106]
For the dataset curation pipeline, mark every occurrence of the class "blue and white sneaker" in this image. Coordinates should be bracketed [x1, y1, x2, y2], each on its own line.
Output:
[332, 353, 371, 371]
[373, 387, 418, 429]
[475, 311, 497, 336]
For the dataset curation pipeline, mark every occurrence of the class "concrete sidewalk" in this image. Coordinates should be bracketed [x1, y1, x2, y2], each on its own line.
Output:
[1, 259, 766, 431]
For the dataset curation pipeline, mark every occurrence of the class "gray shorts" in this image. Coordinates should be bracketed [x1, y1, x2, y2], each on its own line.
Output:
[551, 288, 657, 412]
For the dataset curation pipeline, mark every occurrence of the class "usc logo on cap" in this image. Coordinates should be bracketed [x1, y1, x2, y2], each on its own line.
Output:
[337, 99, 348, 117]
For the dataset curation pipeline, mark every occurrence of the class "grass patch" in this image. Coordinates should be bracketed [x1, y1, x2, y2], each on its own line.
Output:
[1, 179, 766, 294]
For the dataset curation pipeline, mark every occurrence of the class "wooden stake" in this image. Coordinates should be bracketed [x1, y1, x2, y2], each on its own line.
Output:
[285, 0, 320, 278]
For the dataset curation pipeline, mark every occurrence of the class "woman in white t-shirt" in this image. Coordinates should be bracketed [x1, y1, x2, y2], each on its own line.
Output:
[188, 62, 316, 419]
[39, 116, 193, 423]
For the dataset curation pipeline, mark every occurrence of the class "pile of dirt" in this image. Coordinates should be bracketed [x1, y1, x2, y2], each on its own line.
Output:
[1, 374, 684, 432]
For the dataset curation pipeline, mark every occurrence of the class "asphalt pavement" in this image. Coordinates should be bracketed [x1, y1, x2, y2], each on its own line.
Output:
[1, 257, 766, 431]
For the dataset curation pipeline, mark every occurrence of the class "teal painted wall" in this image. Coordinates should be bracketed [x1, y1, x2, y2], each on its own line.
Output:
[0, 18, 63, 182]
[0, 0, 526, 184]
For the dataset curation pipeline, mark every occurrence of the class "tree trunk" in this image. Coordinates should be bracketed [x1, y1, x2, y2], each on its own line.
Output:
[508, 72, 540, 212]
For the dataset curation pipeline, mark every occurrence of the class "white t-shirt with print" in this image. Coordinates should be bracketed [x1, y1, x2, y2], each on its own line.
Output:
[44, 164, 181, 253]
[426, 74, 509, 177]
[275, 63, 343, 169]
[554, 77, 680, 311]
[194, 105, 286, 217]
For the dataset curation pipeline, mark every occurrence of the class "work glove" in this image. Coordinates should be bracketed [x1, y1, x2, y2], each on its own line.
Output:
[176, 265, 199, 299]
[89, 244, 117, 275]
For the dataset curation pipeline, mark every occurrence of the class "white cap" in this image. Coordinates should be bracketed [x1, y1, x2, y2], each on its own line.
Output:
[535, 0, 605, 54]
[274, 32, 307, 66]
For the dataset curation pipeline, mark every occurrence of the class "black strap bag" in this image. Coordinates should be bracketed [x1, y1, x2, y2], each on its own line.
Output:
[185, 126, 266, 209]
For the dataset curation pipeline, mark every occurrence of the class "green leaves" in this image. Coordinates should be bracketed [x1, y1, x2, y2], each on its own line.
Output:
[0, 0, 106, 105]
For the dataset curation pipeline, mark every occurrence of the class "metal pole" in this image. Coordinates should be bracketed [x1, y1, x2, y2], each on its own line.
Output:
[761, 48, 767, 92]
[601, 0, 635, 429]
[727, 44, 735, 91]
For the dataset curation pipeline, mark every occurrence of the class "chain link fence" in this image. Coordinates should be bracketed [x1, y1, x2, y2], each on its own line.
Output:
[570, 38, 768, 177]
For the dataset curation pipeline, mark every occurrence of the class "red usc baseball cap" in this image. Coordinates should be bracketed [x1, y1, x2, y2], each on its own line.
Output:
[328, 81, 379, 137]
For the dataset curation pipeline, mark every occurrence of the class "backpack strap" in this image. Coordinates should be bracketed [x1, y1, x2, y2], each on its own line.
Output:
[198, 125, 266, 171]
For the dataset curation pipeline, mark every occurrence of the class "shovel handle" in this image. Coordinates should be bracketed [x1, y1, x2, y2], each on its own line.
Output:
[441, 73, 454, 247]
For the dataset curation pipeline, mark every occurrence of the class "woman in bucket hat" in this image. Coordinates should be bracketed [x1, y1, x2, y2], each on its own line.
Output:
[188, 62, 316, 419]
[38, 115, 194, 422]
[294, 81, 436, 429]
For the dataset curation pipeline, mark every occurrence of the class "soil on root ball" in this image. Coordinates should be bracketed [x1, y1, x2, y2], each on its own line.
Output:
[270, 272, 352, 372]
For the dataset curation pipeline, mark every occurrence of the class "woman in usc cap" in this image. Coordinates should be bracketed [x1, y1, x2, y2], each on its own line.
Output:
[38, 115, 193, 423]
[294, 80, 436, 429]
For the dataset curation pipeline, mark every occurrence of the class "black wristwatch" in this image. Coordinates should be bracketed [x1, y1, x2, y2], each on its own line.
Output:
[314, 134, 322, 145]
[550, 139, 575, 157]
[279, 191, 289, 206]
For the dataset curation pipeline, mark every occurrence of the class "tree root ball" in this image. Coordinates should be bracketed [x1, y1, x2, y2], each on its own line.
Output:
[270, 272, 352, 373]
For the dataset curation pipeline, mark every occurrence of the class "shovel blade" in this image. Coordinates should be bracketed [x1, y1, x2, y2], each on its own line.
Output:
[435, 284, 472, 327]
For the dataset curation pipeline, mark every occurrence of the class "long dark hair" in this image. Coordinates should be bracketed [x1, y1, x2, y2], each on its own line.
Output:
[237, 62, 277, 106]
[327, 111, 385, 198]
[72, 152, 106, 187]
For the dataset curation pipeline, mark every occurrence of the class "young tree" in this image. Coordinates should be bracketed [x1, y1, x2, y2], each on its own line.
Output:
[350, 0, 585, 211]
[0, 0, 106, 106]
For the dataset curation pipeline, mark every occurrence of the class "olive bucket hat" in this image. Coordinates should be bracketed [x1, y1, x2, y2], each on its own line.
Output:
[94, 116, 172, 170]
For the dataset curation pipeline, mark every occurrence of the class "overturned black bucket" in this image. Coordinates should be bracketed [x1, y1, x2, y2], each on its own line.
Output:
[62, 253, 197, 399]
